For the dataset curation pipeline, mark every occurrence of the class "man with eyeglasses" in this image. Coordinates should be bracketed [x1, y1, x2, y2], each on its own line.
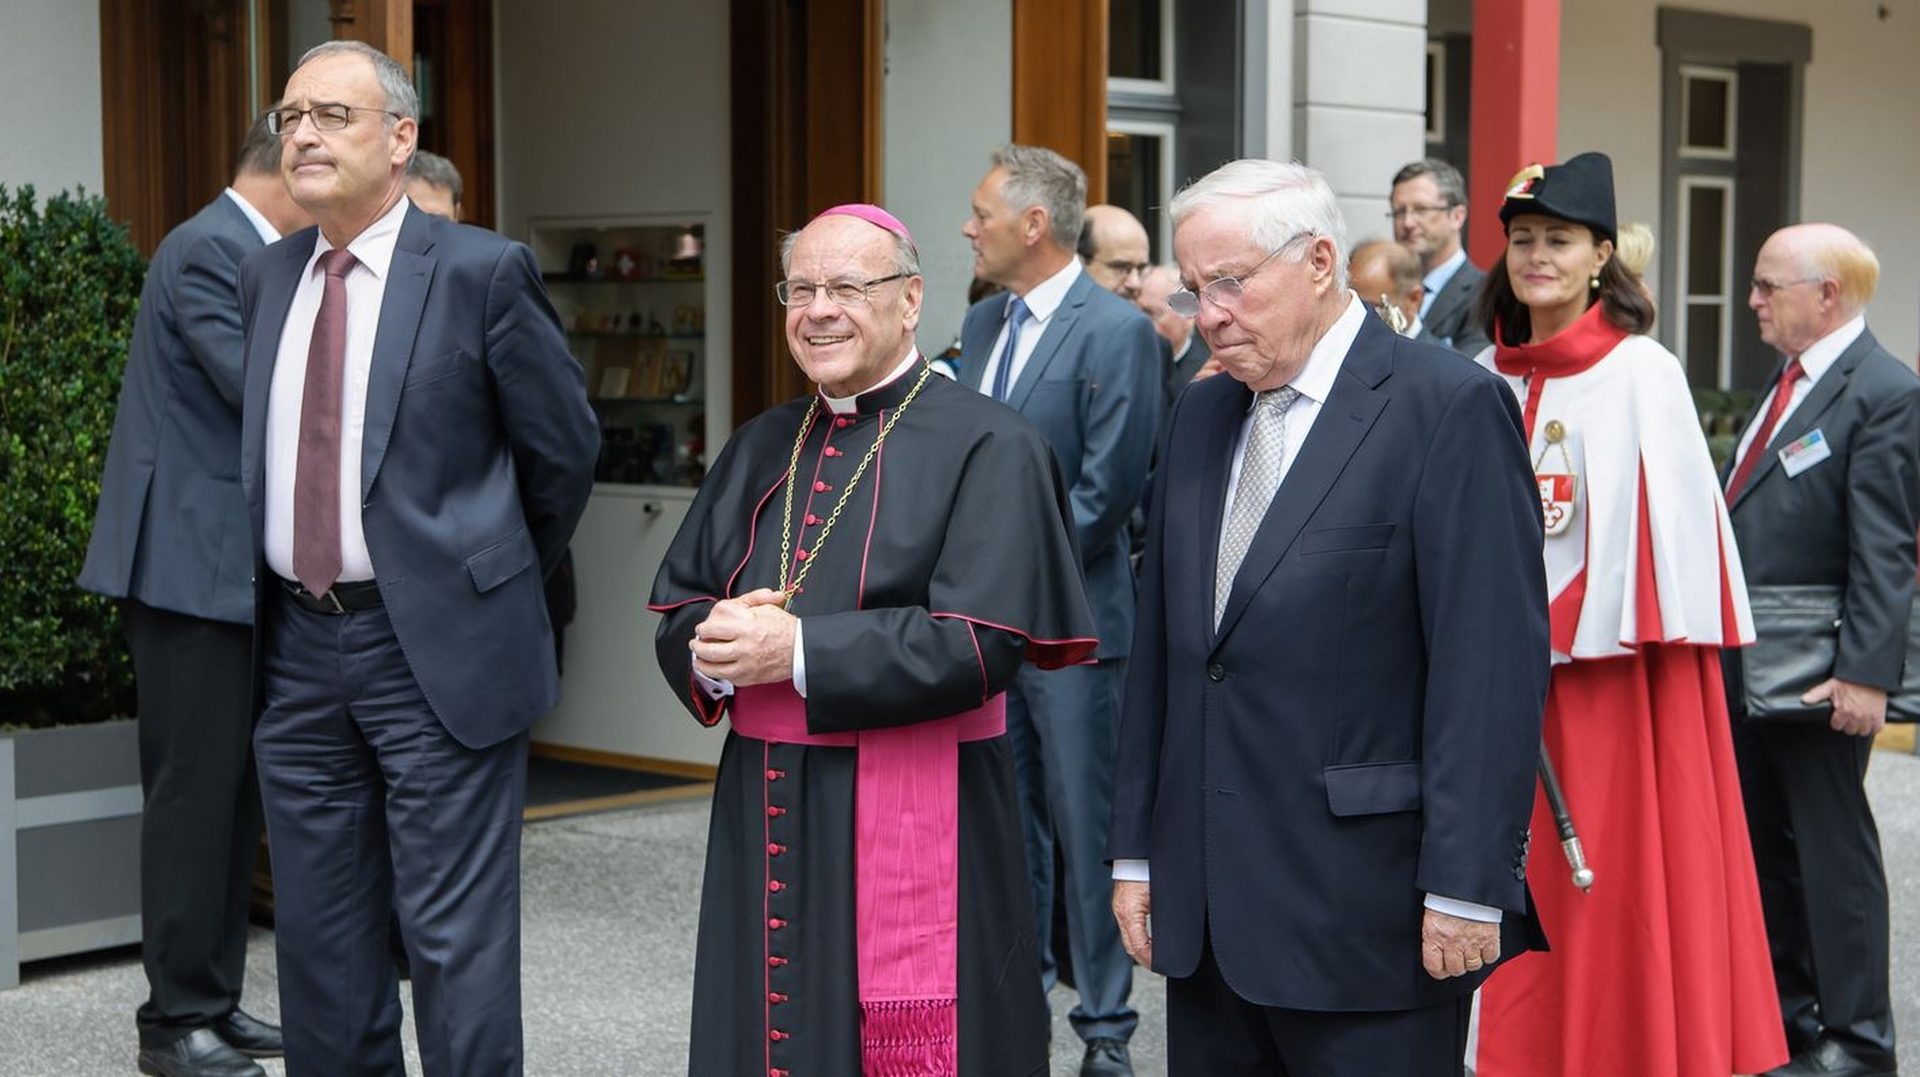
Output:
[958, 144, 1162, 1077]
[649, 204, 1096, 1077]
[1078, 204, 1154, 301]
[237, 41, 597, 1076]
[80, 112, 308, 1077]
[1390, 158, 1490, 356]
[1724, 224, 1919, 1077]
[1109, 159, 1549, 1076]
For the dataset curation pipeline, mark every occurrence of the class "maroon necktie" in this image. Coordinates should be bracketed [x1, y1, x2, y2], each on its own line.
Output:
[291, 248, 357, 596]
[1725, 357, 1805, 502]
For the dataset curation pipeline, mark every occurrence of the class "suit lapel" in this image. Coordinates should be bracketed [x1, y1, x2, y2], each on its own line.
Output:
[957, 302, 995, 393]
[1214, 319, 1393, 644]
[359, 209, 438, 499]
[1006, 273, 1091, 411]
[240, 233, 315, 510]
[1729, 331, 1874, 509]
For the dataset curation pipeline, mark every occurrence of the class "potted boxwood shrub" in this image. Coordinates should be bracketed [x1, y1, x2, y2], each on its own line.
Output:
[0, 184, 145, 988]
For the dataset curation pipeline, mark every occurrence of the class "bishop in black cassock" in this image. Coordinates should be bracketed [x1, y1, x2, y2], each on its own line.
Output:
[649, 205, 1096, 1077]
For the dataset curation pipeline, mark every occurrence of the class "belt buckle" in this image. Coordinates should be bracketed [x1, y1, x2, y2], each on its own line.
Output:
[322, 588, 345, 614]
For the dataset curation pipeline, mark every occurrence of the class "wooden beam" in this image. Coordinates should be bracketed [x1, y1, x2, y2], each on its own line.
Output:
[1012, 0, 1108, 202]
[327, 0, 412, 72]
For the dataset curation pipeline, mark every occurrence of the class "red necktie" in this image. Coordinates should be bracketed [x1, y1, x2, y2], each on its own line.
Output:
[1725, 357, 1805, 502]
[291, 248, 357, 596]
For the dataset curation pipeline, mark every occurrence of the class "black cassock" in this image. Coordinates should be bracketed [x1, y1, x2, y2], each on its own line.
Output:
[650, 363, 1097, 1077]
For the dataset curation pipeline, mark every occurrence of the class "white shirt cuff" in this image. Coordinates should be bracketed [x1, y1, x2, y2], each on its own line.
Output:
[693, 667, 733, 700]
[1111, 858, 1151, 882]
[1423, 893, 1503, 924]
[791, 620, 807, 698]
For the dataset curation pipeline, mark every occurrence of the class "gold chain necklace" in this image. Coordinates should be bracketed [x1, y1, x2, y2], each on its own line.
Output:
[775, 364, 934, 607]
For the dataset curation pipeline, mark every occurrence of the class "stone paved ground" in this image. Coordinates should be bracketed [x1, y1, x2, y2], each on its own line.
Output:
[3, 748, 1915, 1076]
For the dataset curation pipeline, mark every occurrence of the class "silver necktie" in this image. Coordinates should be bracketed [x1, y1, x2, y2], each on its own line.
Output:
[1215, 387, 1301, 628]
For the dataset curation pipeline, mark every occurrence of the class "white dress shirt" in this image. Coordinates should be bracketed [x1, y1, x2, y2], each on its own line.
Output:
[264, 196, 412, 585]
[224, 188, 281, 245]
[1112, 294, 1502, 925]
[1730, 315, 1867, 468]
[973, 258, 1084, 396]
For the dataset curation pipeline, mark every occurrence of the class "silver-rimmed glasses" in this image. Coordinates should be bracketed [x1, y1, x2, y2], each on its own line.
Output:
[1166, 233, 1313, 317]
[776, 273, 910, 308]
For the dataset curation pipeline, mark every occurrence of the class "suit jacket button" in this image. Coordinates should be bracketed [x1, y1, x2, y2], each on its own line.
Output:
[1207, 663, 1226, 682]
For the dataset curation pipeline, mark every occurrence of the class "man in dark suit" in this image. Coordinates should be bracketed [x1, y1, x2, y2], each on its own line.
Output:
[238, 42, 597, 1076]
[79, 115, 308, 1077]
[1725, 223, 1919, 1077]
[958, 144, 1162, 1077]
[1109, 159, 1549, 1075]
[1390, 158, 1488, 355]
[1137, 265, 1213, 404]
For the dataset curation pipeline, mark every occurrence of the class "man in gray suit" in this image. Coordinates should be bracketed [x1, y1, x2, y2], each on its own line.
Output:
[1390, 158, 1489, 355]
[958, 144, 1162, 1077]
[80, 115, 309, 1077]
[1725, 224, 1918, 1077]
[240, 42, 597, 1075]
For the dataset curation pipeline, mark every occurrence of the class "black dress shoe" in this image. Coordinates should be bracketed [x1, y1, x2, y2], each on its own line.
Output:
[1764, 1036, 1897, 1077]
[136, 1028, 266, 1077]
[212, 1008, 284, 1059]
[1081, 1036, 1134, 1077]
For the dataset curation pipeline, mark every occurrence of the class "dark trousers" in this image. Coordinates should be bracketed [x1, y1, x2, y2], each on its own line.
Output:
[1168, 932, 1470, 1076]
[255, 592, 528, 1077]
[123, 600, 262, 1047]
[1734, 718, 1896, 1068]
[1004, 658, 1136, 1043]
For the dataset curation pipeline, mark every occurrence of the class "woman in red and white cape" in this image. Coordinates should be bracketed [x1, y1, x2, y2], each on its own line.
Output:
[1469, 152, 1788, 1077]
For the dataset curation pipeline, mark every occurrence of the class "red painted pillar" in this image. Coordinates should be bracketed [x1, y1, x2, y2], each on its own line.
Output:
[1467, 0, 1561, 267]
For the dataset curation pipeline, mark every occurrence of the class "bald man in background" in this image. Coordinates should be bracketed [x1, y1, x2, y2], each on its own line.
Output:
[1079, 204, 1153, 301]
[1348, 239, 1439, 346]
[1135, 265, 1213, 403]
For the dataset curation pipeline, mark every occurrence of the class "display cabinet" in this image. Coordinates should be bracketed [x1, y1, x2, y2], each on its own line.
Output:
[529, 215, 714, 487]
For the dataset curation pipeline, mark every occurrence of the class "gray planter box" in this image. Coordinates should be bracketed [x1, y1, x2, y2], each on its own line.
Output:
[0, 719, 142, 989]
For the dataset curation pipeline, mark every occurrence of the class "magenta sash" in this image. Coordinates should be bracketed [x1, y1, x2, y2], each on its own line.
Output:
[732, 683, 1005, 1076]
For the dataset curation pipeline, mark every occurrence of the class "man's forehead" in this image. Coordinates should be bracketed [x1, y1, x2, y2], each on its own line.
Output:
[1391, 175, 1439, 202]
[1175, 213, 1264, 278]
[790, 222, 891, 275]
[285, 54, 375, 102]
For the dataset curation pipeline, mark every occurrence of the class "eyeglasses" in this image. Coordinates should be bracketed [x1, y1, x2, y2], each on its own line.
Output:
[265, 104, 403, 135]
[1749, 275, 1825, 298]
[776, 273, 910, 308]
[1386, 203, 1456, 221]
[1165, 233, 1312, 317]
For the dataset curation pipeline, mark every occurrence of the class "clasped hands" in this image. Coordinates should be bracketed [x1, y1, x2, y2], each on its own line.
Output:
[1112, 882, 1500, 980]
[689, 587, 797, 688]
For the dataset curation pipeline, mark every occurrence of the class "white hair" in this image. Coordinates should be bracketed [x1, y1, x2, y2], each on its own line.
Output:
[1170, 159, 1348, 289]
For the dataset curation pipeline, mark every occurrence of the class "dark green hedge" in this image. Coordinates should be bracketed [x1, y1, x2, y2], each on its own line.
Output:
[0, 186, 144, 727]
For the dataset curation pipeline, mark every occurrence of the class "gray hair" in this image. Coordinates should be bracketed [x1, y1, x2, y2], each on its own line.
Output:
[295, 40, 420, 123]
[1391, 158, 1468, 208]
[407, 150, 464, 203]
[990, 144, 1086, 251]
[235, 110, 282, 176]
[1170, 159, 1349, 290]
[778, 224, 922, 279]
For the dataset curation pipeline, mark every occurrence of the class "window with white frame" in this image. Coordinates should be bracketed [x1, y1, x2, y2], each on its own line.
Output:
[1679, 65, 1738, 160]
[1107, 0, 1178, 260]
[1676, 175, 1736, 388]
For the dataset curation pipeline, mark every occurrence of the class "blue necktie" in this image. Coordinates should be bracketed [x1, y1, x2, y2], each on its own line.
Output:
[989, 296, 1032, 401]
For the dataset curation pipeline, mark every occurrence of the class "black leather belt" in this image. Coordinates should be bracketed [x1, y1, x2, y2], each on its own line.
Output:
[279, 578, 382, 614]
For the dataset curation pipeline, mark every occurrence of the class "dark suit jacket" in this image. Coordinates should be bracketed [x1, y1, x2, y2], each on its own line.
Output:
[959, 271, 1162, 659]
[1166, 332, 1209, 405]
[238, 205, 600, 748]
[1722, 327, 1920, 701]
[1423, 256, 1490, 357]
[81, 194, 266, 624]
[1110, 314, 1550, 1011]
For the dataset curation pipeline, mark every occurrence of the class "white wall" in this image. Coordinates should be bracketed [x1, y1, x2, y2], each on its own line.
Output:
[1559, 0, 1920, 361]
[1291, 0, 1429, 248]
[0, 0, 102, 197]
[883, 0, 1013, 355]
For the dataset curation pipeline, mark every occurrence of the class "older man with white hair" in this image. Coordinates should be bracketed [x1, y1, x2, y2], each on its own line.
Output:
[1108, 159, 1550, 1075]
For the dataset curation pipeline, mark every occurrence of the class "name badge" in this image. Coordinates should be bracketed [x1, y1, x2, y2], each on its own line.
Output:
[1778, 429, 1832, 478]
[1537, 473, 1576, 536]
